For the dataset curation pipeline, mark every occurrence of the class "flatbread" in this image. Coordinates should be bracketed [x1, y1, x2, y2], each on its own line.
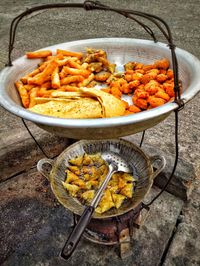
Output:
[29, 97, 103, 118]
[79, 87, 125, 117]
[51, 91, 83, 98]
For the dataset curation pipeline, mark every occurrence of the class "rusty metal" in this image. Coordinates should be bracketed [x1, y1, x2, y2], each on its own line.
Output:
[73, 204, 142, 245]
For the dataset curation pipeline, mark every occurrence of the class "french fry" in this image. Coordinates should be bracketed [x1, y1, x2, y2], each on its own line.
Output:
[78, 73, 94, 87]
[29, 87, 39, 108]
[40, 81, 52, 89]
[46, 54, 64, 61]
[26, 50, 52, 59]
[67, 59, 82, 69]
[81, 62, 89, 69]
[37, 87, 55, 98]
[60, 85, 80, 92]
[28, 60, 58, 85]
[38, 61, 49, 71]
[61, 75, 84, 85]
[20, 68, 41, 84]
[62, 66, 90, 78]
[56, 57, 71, 67]
[24, 84, 35, 91]
[59, 67, 68, 79]
[56, 49, 83, 59]
[15, 81, 30, 108]
[51, 66, 60, 89]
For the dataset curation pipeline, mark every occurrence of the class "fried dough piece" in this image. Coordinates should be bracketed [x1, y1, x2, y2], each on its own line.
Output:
[81, 190, 95, 203]
[29, 98, 103, 118]
[80, 87, 125, 118]
[69, 155, 84, 166]
[95, 189, 115, 213]
[120, 183, 133, 198]
[62, 183, 79, 197]
[65, 170, 79, 183]
[112, 193, 126, 209]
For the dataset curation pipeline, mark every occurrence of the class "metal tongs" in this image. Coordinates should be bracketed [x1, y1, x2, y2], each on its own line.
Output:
[60, 154, 132, 260]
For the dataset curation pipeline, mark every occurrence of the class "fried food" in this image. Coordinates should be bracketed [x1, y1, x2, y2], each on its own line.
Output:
[79, 87, 125, 118]
[62, 153, 136, 214]
[26, 50, 52, 59]
[16, 47, 180, 116]
[29, 97, 103, 118]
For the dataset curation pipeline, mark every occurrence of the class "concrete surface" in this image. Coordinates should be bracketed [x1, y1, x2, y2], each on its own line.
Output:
[0, 0, 200, 265]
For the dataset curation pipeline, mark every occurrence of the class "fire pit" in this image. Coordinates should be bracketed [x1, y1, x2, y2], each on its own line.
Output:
[74, 203, 148, 258]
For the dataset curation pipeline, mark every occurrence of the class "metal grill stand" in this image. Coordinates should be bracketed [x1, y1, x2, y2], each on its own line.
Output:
[6, 0, 184, 260]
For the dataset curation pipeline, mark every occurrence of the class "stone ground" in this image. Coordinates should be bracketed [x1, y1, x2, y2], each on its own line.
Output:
[0, 0, 200, 265]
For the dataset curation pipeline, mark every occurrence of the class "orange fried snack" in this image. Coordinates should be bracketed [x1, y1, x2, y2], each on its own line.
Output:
[15, 81, 30, 108]
[26, 50, 52, 59]
[28, 60, 58, 85]
[16, 47, 180, 116]
[56, 49, 83, 59]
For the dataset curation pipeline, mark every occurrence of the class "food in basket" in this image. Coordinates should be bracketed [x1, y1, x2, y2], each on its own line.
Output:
[62, 153, 137, 214]
[15, 47, 181, 118]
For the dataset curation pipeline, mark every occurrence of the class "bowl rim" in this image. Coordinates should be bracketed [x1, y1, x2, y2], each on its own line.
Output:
[0, 37, 200, 129]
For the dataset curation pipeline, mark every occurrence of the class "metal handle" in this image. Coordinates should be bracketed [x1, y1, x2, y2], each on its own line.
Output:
[60, 160, 117, 260]
[37, 158, 54, 180]
[60, 205, 94, 260]
[150, 155, 166, 180]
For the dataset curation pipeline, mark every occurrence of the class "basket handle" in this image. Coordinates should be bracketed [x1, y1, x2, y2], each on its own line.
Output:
[150, 155, 166, 180]
[37, 158, 54, 180]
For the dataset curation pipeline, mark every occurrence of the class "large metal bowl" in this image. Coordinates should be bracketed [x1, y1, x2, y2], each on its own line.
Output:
[0, 38, 200, 139]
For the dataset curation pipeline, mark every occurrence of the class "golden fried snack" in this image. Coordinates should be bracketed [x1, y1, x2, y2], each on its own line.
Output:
[26, 50, 52, 59]
[15, 81, 30, 108]
[51, 66, 60, 89]
[16, 47, 180, 116]
[56, 49, 83, 59]
[62, 153, 136, 214]
[28, 60, 58, 85]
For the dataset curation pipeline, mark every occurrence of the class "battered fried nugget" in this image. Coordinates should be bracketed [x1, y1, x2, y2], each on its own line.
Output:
[154, 58, 170, 70]
[120, 183, 133, 198]
[69, 155, 83, 166]
[95, 189, 115, 214]
[132, 96, 148, 110]
[155, 89, 170, 101]
[94, 71, 111, 82]
[68, 165, 81, 175]
[112, 193, 126, 209]
[72, 179, 86, 189]
[65, 170, 79, 183]
[148, 96, 166, 108]
[81, 190, 95, 203]
[62, 183, 79, 197]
